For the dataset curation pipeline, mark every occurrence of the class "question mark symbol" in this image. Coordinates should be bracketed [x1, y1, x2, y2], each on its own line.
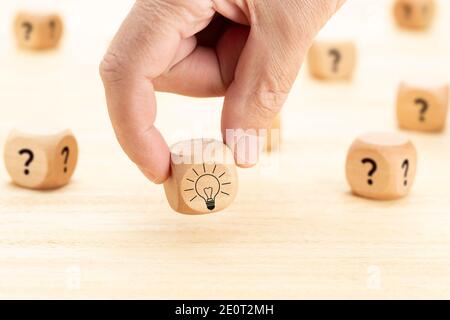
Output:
[21, 22, 33, 41]
[328, 49, 341, 73]
[362, 158, 377, 186]
[61, 146, 70, 173]
[402, 159, 409, 186]
[403, 3, 412, 19]
[414, 98, 428, 122]
[19, 149, 34, 175]
[49, 20, 55, 38]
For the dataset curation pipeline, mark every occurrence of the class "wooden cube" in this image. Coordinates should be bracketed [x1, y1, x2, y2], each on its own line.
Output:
[14, 11, 63, 50]
[397, 82, 449, 132]
[346, 132, 417, 200]
[393, 0, 435, 30]
[266, 114, 282, 153]
[164, 139, 238, 215]
[4, 129, 78, 190]
[308, 41, 357, 81]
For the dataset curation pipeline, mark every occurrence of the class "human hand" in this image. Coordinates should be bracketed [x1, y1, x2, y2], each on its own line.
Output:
[100, 0, 346, 183]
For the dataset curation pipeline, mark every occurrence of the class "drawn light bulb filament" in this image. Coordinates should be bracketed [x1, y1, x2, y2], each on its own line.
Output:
[203, 187, 215, 210]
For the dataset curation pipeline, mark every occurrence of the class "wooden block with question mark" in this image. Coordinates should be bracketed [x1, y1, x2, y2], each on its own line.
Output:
[397, 82, 449, 132]
[4, 129, 78, 190]
[393, 0, 436, 30]
[346, 132, 417, 200]
[164, 139, 238, 215]
[14, 11, 63, 50]
[308, 41, 357, 81]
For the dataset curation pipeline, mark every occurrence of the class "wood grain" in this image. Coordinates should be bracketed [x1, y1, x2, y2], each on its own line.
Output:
[0, 0, 450, 299]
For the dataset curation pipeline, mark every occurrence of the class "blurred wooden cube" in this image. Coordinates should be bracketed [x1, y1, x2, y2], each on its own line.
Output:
[397, 82, 449, 132]
[14, 11, 63, 50]
[393, 0, 436, 30]
[308, 41, 357, 81]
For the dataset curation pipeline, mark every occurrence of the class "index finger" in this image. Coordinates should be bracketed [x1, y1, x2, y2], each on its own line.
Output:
[100, 0, 214, 183]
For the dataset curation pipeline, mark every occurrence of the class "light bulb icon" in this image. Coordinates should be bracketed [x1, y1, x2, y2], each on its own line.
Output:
[196, 175, 220, 210]
[183, 164, 232, 211]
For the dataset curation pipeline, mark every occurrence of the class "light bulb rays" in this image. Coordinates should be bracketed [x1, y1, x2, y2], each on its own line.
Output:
[183, 164, 231, 211]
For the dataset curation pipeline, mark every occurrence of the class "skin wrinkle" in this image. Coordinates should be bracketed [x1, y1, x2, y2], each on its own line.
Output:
[103, 5, 172, 80]
[215, 24, 249, 89]
[146, 0, 215, 38]
[212, 0, 250, 24]
[226, 2, 301, 126]
[214, 43, 228, 95]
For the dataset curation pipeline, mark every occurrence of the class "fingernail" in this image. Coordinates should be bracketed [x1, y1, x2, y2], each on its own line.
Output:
[234, 133, 264, 167]
[138, 166, 159, 183]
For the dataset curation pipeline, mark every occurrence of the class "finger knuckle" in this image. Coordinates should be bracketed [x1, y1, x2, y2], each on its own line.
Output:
[99, 52, 128, 84]
[250, 85, 289, 123]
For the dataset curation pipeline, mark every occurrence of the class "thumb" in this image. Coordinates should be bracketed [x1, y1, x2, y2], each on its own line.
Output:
[221, 0, 344, 167]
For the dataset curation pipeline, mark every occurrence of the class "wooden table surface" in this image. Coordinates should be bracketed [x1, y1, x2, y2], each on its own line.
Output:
[1, 0, 450, 299]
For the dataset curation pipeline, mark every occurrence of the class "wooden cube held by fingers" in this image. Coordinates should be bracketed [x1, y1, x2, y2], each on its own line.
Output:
[397, 82, 449, 132]
[14, 11, 63, 50]
[308, 41, 357, 81]
[164, 139, 238, 215]
[346, 133, 417, 200]
[4, 129, 78, 190]
[393, 0, 436, 30]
